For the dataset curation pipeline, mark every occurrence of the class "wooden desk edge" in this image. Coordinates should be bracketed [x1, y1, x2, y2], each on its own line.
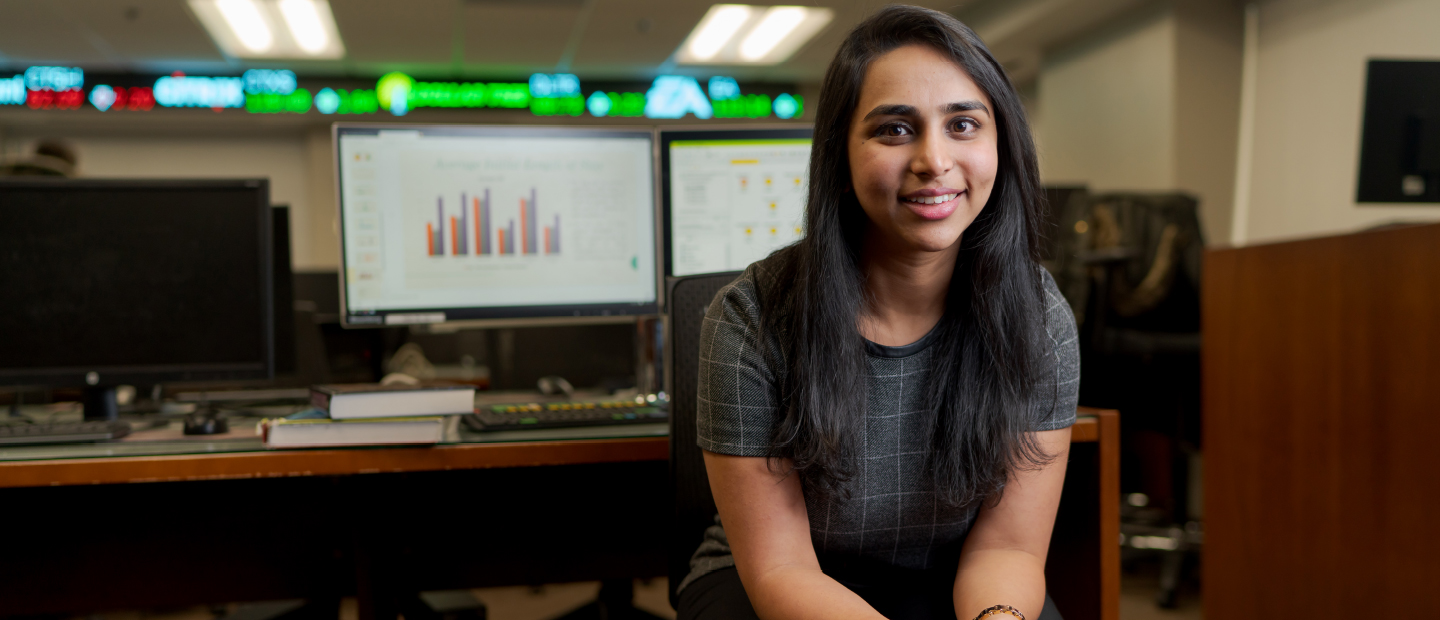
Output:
[1078, 407, 1121, 620]
[0, 415, 1102, 490]
[0, 435, 669, 489]
[1071, 413, 1099, 443]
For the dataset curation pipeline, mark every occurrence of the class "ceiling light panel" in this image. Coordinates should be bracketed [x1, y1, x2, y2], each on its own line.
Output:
[677, 4, 833, 66]
[189, 0, 346, 59]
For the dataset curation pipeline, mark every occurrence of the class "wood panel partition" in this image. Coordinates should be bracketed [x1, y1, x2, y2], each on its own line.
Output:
[1203, 223, 1440, 617]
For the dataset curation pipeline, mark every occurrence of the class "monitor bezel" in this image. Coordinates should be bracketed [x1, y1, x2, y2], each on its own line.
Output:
[331, 123, 663, 329]
[0, 178, 275, 387]
[658, 125, 815, 279]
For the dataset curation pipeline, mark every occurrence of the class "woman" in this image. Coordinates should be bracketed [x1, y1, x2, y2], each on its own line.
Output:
[676, 6, 1078, 620]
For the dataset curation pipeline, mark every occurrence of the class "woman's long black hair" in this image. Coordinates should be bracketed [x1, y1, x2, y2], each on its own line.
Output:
[756, 5, 1052, 507]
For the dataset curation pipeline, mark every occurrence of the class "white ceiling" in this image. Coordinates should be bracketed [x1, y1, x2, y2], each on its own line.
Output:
[0, 0, 1153, 84]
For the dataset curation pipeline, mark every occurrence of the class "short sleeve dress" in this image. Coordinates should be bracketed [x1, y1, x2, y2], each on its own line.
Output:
[678, 257, 1081, 592]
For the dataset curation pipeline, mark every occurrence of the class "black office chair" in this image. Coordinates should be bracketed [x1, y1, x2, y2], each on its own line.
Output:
[665, 271, 743, 610]
[1064, 192, 1205, 609]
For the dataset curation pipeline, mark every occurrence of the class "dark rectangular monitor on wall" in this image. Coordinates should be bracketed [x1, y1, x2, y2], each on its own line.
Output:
[660, 127, 813, 277]
[0, 179, 274, 387]
[1357, 60, 1440, 203]
[333, 124, 660, 327]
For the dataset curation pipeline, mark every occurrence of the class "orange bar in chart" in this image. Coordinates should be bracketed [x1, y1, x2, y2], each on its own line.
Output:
[544, 228, 551, 254]
[450, 216, 459, 255]
[426, 223, 434, 256]
[498, 228, 506, 255]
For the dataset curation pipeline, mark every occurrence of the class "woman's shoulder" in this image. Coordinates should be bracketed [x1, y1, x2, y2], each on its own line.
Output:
[1036, 266, 1076, 336]
[706, 264, 764, 325]
[706, 247, 797, 324]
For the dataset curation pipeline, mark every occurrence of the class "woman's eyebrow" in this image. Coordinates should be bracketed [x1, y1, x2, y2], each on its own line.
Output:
[862, 101, 989, 121]
[944, 100, 989, 115]
[862, 104, 915, 120]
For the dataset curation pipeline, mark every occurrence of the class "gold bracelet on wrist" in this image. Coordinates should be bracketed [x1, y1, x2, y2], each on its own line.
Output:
[973, 604, 1026, 620]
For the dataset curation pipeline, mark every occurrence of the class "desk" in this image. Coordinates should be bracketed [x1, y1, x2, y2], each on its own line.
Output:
[0, 414, 1114, 619]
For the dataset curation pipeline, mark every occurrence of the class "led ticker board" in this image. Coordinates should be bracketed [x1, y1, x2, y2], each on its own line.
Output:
[88, 85, 155, 111]
[313, 88, 379, 114]
[25, 66, 83, 91]
[0, 75, 25, 105]
[0, 65, 804, 122]
[586, 91, 647, 118]
[0, 66, 87, 109]
[154, 74, 245, 108]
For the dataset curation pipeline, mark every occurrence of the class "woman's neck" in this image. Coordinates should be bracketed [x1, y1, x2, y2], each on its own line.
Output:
[857, 231, 960, 347]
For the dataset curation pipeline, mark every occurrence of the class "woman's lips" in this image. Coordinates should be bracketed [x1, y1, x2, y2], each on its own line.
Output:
[901, 191, 962, 220]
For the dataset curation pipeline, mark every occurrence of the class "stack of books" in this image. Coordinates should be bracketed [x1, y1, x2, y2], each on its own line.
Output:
[259, 383, 476, 448]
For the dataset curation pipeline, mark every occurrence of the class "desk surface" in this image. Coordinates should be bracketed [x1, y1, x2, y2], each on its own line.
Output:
[0, 411, 1113, 620]
[0, 415, 1097, 489]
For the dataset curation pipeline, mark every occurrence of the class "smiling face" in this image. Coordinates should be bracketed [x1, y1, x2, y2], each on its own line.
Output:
[847, 44, 999, 255]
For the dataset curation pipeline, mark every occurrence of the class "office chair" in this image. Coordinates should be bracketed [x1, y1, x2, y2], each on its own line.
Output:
[665, 271, 743, 611]
[1061, 192, 1205, 608]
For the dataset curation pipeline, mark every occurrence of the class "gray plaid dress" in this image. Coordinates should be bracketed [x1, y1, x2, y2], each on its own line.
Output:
[679, 260, 1080, 592]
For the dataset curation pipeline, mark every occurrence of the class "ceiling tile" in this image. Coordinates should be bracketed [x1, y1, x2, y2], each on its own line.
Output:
[48, 0, 222, 63]
[332, 0, 456, 64]
[568, 0, 708, 70]
[462, 3, 582, 69]
[0, 1, 111, 64]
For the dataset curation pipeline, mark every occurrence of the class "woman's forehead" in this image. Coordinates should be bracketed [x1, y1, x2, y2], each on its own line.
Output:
[857, 44, 990, 112]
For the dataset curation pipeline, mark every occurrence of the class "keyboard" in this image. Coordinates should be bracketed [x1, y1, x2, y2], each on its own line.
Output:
[0, 421, 132, 445]
[464, 399, 667, 432]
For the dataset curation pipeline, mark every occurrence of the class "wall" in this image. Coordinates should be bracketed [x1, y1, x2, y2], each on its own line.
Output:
[1174, 0, 1244, 245]
[2, 128, 342, 270]
[1031, 0, 1244, 246]
[1241, 0, 1440, 244]
[1035, 7, 1178, 192]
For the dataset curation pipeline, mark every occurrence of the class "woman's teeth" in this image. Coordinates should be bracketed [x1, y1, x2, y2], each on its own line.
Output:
[903, 193, 958, 205]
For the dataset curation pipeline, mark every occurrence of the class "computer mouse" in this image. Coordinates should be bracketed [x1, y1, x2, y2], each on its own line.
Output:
[537, 375, 574, 398]
[183, 413, 229, 435]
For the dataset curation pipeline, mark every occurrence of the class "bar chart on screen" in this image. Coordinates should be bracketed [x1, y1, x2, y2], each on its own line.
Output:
[423, 188, 562, 257]
[336, 130, 656, 313]
[395, 146, 647, 293]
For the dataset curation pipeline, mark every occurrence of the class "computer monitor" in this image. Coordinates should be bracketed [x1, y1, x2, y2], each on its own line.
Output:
[272, 205, 296, 376]
[660, 127, 813, 277]
[333, 124, 660, 327]
[1357, 60, 1440, 202]
[0, 179, 274, 417]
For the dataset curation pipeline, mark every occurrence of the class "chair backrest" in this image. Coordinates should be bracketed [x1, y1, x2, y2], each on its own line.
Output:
[666, 271, 742, 608]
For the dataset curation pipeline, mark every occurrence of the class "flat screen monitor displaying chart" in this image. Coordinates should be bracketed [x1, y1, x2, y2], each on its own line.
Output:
[660, 127, 813, 277]
[333, 125, 659, 326]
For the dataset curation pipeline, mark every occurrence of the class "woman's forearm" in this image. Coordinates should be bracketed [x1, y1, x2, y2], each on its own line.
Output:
[953, 549, 1048, 620]
[745, 564, 888, 620]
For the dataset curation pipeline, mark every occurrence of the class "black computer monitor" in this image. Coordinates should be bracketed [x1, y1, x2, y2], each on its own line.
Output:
[272, 205, 296, 376]
[0, 179, 274, 418]
[1358, 60, 1440, 203]
[333, 124, 660, 327]
[659, 127, 813, 277]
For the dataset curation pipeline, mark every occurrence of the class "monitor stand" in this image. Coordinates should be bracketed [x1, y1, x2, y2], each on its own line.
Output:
[82, 386, 119, 422]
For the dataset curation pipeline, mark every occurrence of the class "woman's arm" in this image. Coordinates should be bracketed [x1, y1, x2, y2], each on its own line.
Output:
[953, 428, 1072, 619]
[704, 450, 887, 620]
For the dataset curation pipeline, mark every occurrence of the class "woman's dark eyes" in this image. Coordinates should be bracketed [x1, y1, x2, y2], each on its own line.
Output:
[872, 118, 979, 138]
[876, 123, 912, 137]
[950, 118, 979, 133]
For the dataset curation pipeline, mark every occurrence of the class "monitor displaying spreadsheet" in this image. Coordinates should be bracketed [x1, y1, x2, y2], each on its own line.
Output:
[660, 128, 813, 277]
[333, 125, 658, 326]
